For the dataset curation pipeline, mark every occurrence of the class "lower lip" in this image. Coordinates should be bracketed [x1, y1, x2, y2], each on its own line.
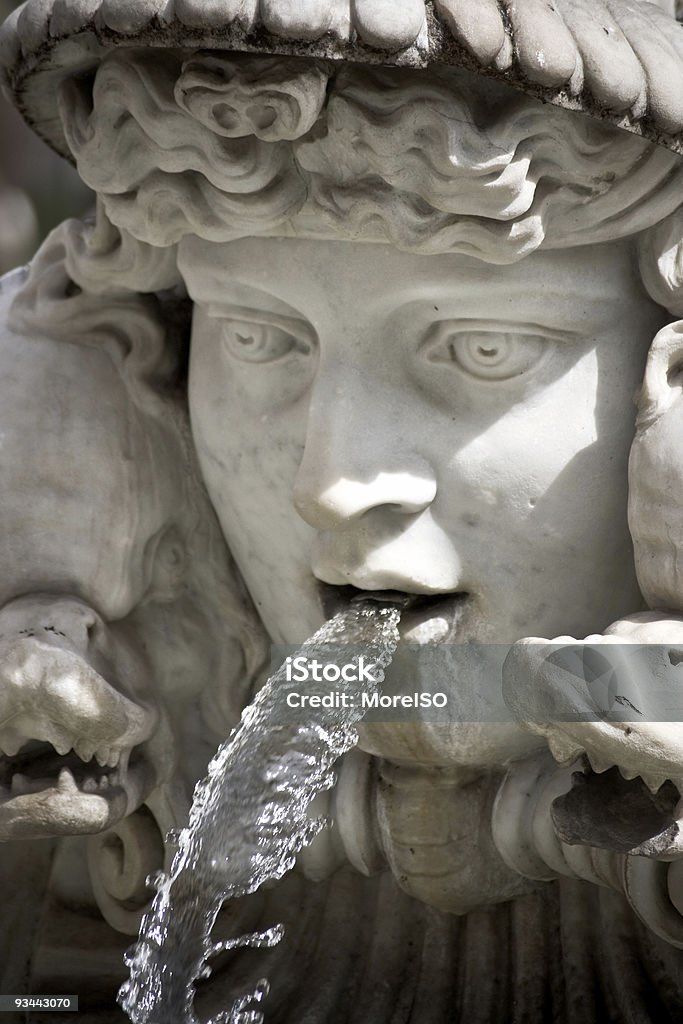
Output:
[399, 593, 468, 642]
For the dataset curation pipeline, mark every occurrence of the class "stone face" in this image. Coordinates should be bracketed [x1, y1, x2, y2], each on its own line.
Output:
[3, 8, 683, 1022]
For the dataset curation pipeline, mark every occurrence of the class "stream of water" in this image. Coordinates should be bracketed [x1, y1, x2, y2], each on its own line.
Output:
[118, 596, 404, 1024]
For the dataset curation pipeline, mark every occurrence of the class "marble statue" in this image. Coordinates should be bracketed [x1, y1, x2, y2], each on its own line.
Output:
[2, 0, 683, 1020]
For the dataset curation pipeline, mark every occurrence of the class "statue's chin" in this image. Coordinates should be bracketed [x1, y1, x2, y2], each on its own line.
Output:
[0, 752, 154, 839]
[357, 720, 543, 768]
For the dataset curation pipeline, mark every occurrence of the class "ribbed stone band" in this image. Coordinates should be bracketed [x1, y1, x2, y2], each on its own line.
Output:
[1, 0, 683, 159]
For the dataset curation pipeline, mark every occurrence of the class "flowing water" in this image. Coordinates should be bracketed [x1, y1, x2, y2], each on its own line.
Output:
[118, 597, 405, 1024]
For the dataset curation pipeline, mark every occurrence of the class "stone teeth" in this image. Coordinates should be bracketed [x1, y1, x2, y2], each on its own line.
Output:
[57, 767, 79, 794]
[11, 773, 31, 796]
[587, 752, 613, 774]
[74, 740, 96, 763]
[640, 772, 668, 794]
[106, 749, 121, 769]
[34, 722, 75, 757]
[82, 776, 98, 794]
[0, 732, 23, 757]
[547, 734, 585, 765]
[618, 765, 640, 781]
[95, 748, 110, 768]
[98, 774, 110, 789]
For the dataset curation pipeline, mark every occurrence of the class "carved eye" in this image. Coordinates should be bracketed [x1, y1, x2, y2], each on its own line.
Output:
[427, 328, 546, 381]
[221, 320, 309, 364]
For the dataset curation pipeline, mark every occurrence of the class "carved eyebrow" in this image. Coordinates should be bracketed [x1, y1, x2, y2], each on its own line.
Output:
[201, 283, 305, 320]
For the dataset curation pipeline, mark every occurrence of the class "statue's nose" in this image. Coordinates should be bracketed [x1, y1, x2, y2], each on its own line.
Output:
[293, 379, 436, 531]
[294, 469, 437, 530]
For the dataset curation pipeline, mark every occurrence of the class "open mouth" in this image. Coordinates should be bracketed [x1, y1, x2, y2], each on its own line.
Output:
[0, 643, 157, 841]
[1, 736, 128, 792]
[0, 729, 153, 839]
[0, 733, 140, 799]
[318, 584, 468, 641]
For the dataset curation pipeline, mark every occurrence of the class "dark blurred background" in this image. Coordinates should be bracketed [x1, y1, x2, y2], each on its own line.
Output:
[0, 0, 92, 274]
[2, 0, 683, 273]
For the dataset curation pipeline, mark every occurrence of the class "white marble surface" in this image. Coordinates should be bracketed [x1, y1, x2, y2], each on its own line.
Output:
[1, 13, 683, 1020]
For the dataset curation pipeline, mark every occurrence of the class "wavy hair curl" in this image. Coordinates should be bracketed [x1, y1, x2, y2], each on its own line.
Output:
[58, 50, 683, 286]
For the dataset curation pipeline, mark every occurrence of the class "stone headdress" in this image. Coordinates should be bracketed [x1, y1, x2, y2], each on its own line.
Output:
[2, 0, 683, 155]
[2, 0, 683, 285]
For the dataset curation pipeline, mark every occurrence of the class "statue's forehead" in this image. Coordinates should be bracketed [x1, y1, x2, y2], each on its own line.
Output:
[178, 235, 643, 324]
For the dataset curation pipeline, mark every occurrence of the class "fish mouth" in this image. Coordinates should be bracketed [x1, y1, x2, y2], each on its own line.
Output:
[318, 584, 469, 639]
[0, 638, 157, 840]
[0, 739, 153, 840]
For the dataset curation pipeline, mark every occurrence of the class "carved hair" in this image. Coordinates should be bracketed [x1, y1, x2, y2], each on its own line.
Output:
[59, 49, 683, 293]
